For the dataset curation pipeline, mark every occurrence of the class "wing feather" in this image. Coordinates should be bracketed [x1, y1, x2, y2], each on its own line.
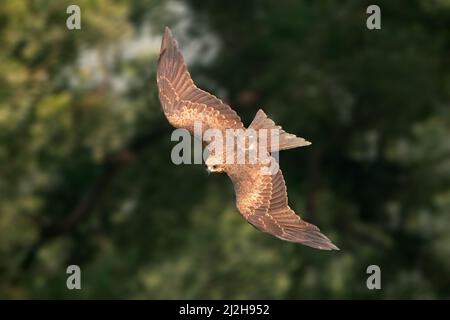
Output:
[231, 166, 338, 250]
[157, 27, 243, 133]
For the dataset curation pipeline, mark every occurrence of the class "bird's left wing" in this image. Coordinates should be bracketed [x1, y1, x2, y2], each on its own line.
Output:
[230, 165, 338, 250]
[157, 27, 243, 134]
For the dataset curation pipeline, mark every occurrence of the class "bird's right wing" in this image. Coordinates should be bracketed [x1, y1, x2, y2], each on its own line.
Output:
[157, 27, 243, 134]
[230, 165, 338, 250]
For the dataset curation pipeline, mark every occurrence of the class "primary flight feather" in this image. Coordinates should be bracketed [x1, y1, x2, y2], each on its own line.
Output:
[157, 27, 338, 250]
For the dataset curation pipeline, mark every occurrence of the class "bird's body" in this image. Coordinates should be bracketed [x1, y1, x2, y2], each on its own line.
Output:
[157, 27, 338, 250]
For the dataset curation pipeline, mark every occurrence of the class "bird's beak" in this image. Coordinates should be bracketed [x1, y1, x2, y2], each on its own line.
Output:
[206, 167, 211, 175]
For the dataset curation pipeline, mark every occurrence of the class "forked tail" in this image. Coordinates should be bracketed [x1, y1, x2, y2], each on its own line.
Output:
[249, 109, 311, 152]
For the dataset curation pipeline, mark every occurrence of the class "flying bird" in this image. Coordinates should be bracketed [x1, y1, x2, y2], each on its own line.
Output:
[156, 27, 338, 250]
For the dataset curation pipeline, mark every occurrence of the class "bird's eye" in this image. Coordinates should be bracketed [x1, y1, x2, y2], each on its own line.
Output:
[212, 165, 217, 170]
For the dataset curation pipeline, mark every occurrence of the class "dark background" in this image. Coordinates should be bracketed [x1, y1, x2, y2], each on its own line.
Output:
[0, 0, 449, 299]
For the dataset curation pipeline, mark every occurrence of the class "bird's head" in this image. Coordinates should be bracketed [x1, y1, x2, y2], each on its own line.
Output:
[205, 155, 225, 174]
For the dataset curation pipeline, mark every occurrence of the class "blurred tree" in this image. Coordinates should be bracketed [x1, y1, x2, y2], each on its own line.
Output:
[0, 0, 449, 299]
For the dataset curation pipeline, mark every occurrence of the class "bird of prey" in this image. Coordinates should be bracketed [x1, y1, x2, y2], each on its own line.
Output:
[157, 27, 338, 250]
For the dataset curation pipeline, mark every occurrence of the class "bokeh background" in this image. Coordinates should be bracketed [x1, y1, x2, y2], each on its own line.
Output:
[1, 0, 450, 299]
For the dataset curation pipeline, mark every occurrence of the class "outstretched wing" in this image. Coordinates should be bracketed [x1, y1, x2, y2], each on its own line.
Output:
[230, 165, 338, 250]
[157, 27, 243, 134]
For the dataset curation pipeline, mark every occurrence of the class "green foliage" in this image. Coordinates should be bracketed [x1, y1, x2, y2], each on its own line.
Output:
[0, 0, 449, 298]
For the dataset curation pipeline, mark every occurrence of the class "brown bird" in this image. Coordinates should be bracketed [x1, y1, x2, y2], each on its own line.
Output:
[157, 27, 338, 250]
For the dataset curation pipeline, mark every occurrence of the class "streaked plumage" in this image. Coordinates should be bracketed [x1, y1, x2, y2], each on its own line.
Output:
[157, 27, 338, 250]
